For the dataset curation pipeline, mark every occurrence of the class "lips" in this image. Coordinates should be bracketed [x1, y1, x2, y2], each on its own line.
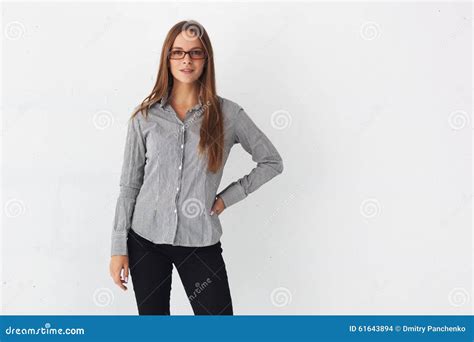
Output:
[180, 69, 194, 74]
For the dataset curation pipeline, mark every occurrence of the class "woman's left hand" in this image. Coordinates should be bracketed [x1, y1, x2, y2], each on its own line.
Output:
[211, 196, 226, 216]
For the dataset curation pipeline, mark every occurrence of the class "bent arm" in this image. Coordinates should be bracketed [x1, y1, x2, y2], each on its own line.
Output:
[217, 106, 284, 208]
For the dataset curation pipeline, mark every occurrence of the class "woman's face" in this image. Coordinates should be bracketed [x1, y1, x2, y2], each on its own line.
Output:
[168, 32, 206, 85]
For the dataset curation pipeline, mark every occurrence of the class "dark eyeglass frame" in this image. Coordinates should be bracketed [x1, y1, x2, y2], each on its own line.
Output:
[167, 49, 207, 60]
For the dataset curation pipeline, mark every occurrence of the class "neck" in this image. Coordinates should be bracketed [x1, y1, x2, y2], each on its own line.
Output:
[169, 82, 200, 108]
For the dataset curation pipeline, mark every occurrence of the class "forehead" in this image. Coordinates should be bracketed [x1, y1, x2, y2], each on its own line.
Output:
[172, 32, 204, 49]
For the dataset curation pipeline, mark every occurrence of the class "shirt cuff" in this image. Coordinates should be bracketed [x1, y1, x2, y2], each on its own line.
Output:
[217, 182, 248, 209]
[111, 234, 128, 256]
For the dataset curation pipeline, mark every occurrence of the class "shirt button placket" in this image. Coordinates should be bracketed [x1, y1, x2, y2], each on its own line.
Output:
[173, 124, 185, 241]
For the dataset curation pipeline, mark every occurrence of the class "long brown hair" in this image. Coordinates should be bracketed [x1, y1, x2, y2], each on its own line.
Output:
[130, 20, 224, 173]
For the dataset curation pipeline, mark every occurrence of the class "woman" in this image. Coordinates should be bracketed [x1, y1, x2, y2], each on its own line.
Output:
[109, 20, 284, 315]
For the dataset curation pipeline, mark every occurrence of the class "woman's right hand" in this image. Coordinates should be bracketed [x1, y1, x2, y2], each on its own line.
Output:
[109, 255, 129, 291]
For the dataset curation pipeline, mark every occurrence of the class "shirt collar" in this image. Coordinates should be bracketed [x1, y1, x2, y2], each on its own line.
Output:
[159, 90, 204, 115]
[159, 90, 170, 109]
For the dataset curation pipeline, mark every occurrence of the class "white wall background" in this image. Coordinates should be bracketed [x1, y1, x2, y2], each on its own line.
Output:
[1, 1, 472, 315]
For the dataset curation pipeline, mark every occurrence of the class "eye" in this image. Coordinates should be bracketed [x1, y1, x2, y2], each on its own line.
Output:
[190, 50, 205, 57]
[170, 50, 184, 58]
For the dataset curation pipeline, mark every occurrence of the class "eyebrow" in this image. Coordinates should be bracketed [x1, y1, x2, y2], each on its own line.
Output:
[171, 47, 203, 50]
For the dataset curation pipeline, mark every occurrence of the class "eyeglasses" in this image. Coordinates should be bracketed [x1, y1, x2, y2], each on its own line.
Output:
[168, 49, 207, 60]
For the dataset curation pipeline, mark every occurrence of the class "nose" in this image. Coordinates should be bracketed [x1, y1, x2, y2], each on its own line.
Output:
[182, 53, 193, 63]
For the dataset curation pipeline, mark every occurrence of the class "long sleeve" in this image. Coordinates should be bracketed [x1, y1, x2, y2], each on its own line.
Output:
[111, 112, 146, 256]
[217, 106, 284, 209]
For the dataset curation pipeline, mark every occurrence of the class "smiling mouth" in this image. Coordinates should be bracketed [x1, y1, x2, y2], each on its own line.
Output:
[180, 69, 194, 73]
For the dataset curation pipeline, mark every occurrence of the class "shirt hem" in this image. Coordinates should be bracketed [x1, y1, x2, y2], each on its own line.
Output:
[130, 227, 222, 247]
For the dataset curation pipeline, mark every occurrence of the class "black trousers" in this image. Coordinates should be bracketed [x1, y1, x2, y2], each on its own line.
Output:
[127, 228, 233, 315]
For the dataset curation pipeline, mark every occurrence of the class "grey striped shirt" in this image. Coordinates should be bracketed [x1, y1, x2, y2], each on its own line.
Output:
[111, 93, 284, 256]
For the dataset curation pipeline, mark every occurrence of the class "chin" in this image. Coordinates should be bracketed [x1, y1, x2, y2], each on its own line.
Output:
[175, 76, 199, 84]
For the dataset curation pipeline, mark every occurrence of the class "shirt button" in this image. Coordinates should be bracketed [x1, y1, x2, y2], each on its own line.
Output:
[181, 144, 184, 149]
[174, 209, 177, 213]
[176, 187, 180, 191]
[178, 165, 182, 170]
[181, 126, 185, 131]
